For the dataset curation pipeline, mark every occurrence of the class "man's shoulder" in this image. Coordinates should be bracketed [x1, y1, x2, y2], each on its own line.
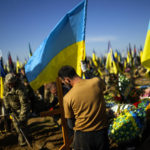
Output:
[88, 77, 105, 89]
[88, 77, 101, 83]
[92, 77, 100, 81]
[63, 89, 73, 102]
[93, 77, 104, 83]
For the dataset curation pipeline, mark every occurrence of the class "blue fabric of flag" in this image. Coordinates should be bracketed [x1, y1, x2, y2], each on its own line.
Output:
[0, 59, 6, 77]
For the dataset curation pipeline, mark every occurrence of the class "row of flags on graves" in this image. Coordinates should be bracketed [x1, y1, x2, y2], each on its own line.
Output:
[0, 0, 150, 94]
[0, 43, 33, 99]
[24, 0, 141, 90]
[0, 46, 32, 75]
[0, 42, 33, 75]
[105, 40, 146, 76]
[105, 41, 122, 75]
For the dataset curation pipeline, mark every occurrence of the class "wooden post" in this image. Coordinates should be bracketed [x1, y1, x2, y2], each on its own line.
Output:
[40, 78, 73, 149]
[56, 77, 73, 150]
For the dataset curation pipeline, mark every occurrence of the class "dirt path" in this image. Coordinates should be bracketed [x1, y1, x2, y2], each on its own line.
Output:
[0, 116, 63, 150]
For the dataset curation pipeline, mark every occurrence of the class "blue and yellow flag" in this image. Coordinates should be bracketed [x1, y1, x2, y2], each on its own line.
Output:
[141, 21, 150, 70]
[0, 77, 4, 99]
[25, 0, 87, 90]
[105, 42, 113, 72]
[0, 57, 5, 99]
[16, 56, 20, 74]
[92, 51, 98, 67]
[92, 51, 103, 77]
[112, 52, 118, 74]
[0, 57, 6, 77]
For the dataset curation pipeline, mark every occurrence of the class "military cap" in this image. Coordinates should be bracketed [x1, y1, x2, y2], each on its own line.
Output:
[5, 73, 16, 84]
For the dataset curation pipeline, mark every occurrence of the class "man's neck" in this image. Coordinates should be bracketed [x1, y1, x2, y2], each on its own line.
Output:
[71, 76, 82, 87]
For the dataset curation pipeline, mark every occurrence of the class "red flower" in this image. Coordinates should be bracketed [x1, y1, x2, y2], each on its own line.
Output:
[114, 96, 122, 101]
[49, 107, 54, 111]
[133, 101, 141, 108]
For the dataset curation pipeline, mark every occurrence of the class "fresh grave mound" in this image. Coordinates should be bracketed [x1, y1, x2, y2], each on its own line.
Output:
[108, 99, 150, 144]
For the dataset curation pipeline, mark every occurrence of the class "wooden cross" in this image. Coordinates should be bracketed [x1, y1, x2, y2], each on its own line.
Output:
[40, 77, 73, 150]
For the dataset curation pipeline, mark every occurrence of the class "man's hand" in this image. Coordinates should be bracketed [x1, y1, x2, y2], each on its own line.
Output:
[40, 109, 61, 117]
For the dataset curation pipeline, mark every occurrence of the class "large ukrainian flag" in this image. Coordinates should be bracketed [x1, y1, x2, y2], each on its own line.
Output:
[25, 0, 87, 90]
[141, 21, 150, 70]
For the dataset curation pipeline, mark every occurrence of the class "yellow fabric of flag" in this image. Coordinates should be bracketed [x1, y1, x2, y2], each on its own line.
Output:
[92, 52, 103, 77]
[16, 59, 20, 73]
[112, 61, 117, 74]
[145, 69, 150, 78]
[127, 51, 130, 64]
[92, 52, 98, 67]
[115, 52, 118, 59]
[140, 51, 143, 62]
[112, 52, 118, 74]
[0, 77, 3, 99]
[124, 59, 127, 71]
[141, 21, 150, 69]
[106, 50, 112, 71]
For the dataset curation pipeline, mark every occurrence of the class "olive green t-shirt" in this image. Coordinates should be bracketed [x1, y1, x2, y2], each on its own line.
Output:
[63, 77, 107, 132]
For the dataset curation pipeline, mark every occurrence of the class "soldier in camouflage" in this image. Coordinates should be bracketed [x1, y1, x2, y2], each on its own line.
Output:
[3, 73, 30, 146]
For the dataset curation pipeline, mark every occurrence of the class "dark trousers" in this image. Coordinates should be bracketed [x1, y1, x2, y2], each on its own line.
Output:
[74, 128, 110, 150]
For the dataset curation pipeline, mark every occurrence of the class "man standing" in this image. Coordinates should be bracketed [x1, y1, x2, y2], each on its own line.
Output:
[19, 66, 37, 116]
[3, 73, 30, 146]
[58, 65, 109, 150]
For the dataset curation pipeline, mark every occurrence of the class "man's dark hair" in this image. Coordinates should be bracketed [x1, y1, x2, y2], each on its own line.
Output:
[58, 65, 77, 79]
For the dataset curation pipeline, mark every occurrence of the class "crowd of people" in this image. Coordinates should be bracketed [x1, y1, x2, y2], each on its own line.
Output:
[0, 66, 63, 146]
[0, 56, 110, 149]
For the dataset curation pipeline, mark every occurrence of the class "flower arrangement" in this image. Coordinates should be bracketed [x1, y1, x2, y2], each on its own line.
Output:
[109, 108, 145, 144]
[104, 93, 117, 108]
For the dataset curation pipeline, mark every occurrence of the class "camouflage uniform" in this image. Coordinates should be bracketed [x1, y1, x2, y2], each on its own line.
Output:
[3, 73, 30, 146]
[20, 73, 37, 114]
